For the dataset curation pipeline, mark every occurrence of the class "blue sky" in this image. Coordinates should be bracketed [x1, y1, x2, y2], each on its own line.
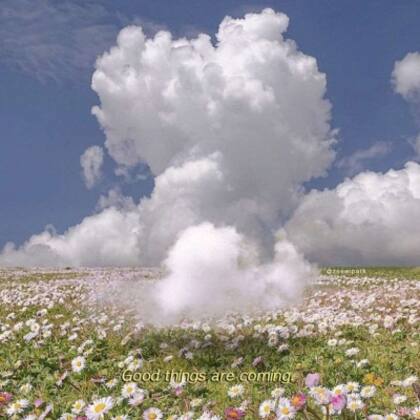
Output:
[1, 0, 420, 249]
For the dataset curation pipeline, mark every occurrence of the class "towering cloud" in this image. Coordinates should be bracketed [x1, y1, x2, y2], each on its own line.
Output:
[0, 8, 335, 269]
[0, 8, 336, 318]
[91, 8, 335, 221]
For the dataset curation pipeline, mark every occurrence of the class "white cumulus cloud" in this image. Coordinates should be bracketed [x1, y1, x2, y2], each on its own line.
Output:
[0, 207, 141, 267]
[80, 145, 104, 189]
[285, 161, 420, 266]
[154, 222, 313, 320]
[392, 52, 420, 100]
[91, 7, 335, 218]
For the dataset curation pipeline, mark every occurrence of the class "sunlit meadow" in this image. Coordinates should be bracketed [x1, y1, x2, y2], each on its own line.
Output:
[0, 267, 418, 419]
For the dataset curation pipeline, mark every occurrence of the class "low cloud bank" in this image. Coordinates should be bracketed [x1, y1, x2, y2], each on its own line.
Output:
[286, 162, 420, 266]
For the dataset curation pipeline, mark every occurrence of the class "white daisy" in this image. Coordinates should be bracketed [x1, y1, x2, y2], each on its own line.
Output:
[347, 399, 364, 412]
[402, 375, 417, 387]
[143, 407, 163, 420]
[345, 382, 360, 393]
[59, 414, 76, 420]
[227, 384, 244, 398]
[106, 379, 118, 389]
[332, 384, 347, 395]
[127, 359, 143, 371]
[361, 385, 376, 398]
[6, 399, 29, 416]
[128, 390, 145, 406]
[309, 387, 332, 405]
[71, 356, 86, 373]
[259, 399, 274, 418]
[71, 399, 86, 414]
[121, 382, 138, 398]
[345, 347, 360, 357]
[357, 359, 369, 368]
[197, 413, 221, 420]
[411, 406, 420, 419]
[392, 393, 407, 404]
[383, 414, 399, 420]
[86, 396, 114, 419]
[276, 398, 296, 419]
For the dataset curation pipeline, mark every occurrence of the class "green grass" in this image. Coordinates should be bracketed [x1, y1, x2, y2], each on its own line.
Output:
[0, 268, 418, 419]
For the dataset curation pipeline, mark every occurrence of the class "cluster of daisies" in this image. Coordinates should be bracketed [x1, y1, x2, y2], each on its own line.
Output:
[255, 373, 419, 419]
[0, 268, 418, 419]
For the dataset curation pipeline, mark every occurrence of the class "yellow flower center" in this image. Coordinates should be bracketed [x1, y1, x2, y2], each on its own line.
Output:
[148, 414, 157, 420]
[281, 407, 290, 415]
[94, 402, 106, 413]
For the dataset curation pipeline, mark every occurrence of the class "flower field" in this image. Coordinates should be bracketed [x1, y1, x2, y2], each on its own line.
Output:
[0, 267, 419, 419]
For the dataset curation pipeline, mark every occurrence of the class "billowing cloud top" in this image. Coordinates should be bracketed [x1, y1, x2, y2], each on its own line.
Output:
[91, 8, 335, 220]
[0, 9, 336, 271]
